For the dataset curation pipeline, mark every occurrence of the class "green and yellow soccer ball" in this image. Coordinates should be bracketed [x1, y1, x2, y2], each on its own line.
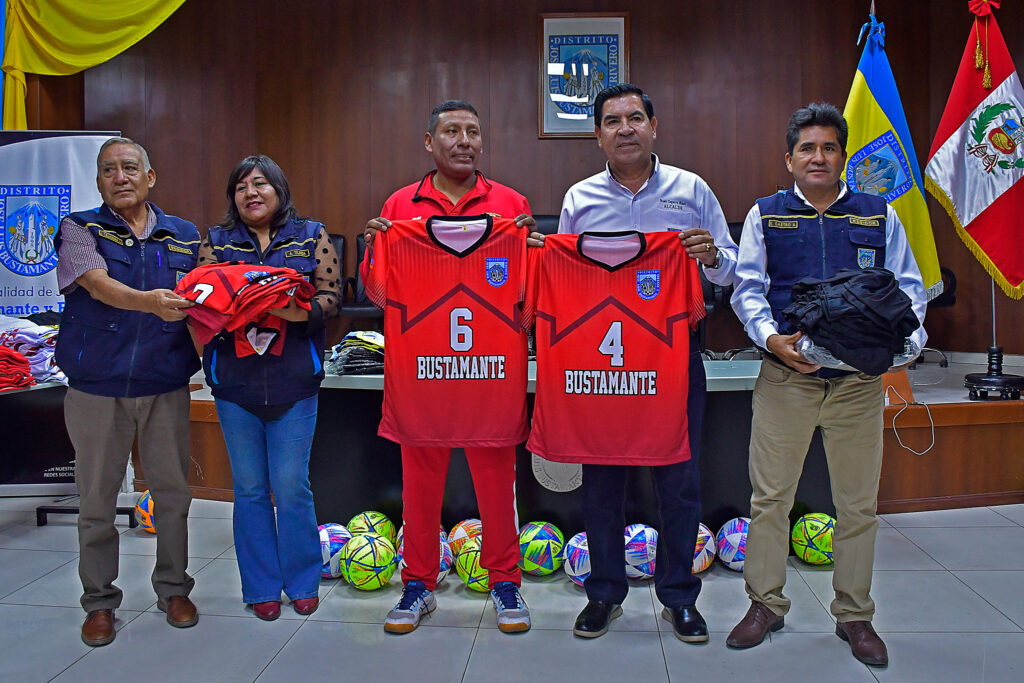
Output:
[455, 537, 489, 592]
[340, 532, 397, 590]
[518, 521, 565, 576]
[346, 510, 397, 546]
[791, 513, 835, 565]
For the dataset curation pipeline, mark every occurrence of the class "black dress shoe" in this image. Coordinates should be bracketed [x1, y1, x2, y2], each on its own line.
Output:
[573, 600, 623, 638]
[661, 605, 709, 643]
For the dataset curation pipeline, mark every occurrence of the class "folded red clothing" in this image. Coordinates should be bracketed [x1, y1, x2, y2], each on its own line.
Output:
[175, 262, 315, 355]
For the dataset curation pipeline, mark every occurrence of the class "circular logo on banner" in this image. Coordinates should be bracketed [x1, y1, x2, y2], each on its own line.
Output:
[0, 186, 71, 277]
[531, 452, 582, 492]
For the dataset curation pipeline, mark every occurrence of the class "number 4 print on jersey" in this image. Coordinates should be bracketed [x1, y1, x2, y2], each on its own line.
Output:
[523, 231, 706, 466]
[361, 216, 529, 447]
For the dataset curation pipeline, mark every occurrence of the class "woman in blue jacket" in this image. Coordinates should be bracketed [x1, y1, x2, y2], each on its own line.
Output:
[197, 155, 340, 620]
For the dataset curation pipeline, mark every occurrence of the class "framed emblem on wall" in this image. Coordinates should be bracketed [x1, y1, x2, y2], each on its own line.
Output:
[538, 13, 629, 138]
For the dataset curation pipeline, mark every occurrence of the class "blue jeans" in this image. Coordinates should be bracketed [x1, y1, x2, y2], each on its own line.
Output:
[215, 395, 321, 604]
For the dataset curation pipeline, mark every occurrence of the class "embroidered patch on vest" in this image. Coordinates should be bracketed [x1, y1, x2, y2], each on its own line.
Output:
[857, 248, 876, 268]
[284, 248, 310, 258]
[637, 270, 660, 300]
[167, 243, 193, 255]
[97, 228, 124, 246]
[849, 216, 880, 227]
[767, 219, 798, 229]
[485, 257, 508, 286]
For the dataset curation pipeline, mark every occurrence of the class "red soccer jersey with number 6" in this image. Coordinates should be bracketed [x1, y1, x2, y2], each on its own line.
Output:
[362, 216, 528, 447]
[524, 231, 705, 465]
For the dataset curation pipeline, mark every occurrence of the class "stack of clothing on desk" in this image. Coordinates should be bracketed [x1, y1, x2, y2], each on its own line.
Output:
[0, 344, 35, 391]
[0, 314, 66, 384]
[326, 331, 384, 375]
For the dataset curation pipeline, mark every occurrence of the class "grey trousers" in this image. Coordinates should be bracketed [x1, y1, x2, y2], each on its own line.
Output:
[742, 359, 884, 622]
[65, 386, 194, 612]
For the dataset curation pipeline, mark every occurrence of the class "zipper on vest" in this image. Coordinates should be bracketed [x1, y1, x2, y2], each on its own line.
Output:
[818, 213, 827, 277]
[126, 239, 146, 395]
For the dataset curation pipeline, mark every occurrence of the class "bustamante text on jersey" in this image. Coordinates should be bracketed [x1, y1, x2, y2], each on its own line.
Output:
[564, 370, 658, 395]
[416, 355, 507, 380]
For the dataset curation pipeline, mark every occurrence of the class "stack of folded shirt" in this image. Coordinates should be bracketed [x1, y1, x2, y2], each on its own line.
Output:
[0, 344, 35, 391]
[0, 314, 66, 384]
[175, 263, 315, 357]
[326, 331, 384, 375]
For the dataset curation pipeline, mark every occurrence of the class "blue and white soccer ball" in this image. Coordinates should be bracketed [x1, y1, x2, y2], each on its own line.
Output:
[624, 523, 658, 579]
[692, 522, 717, 573]
[716, 517, 750, 571]
[318, 523, 352, 579]
[396, 525, 453, 584]
[563, 531, 591, 586]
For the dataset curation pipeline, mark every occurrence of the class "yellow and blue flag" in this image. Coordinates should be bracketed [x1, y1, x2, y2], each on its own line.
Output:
[843, 14, 943, 299]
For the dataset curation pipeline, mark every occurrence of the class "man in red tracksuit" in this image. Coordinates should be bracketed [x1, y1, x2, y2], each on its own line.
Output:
[362, 99, 536, 634]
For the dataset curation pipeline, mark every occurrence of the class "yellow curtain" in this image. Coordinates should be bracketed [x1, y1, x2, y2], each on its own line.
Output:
[2, 0, 186, 129]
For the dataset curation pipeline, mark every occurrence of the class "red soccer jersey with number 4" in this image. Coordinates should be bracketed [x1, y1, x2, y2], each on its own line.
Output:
[524, 231, 705, 465]
[362, 216, 528, 447]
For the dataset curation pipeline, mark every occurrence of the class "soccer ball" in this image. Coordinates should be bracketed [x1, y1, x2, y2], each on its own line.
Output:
[563, 531, 591, 586]
[448, 518, 483, 556]
[624, 523, 658, 579]
[340, 532, 397, 590]
[692, 523, 716, 573]
[454, 537, 489, 592]
[791, 513, 835, 565]
[518, 521, 565, 576]
[395, 523, 448, 551]
[397, 527, 453, 584]
[134, 490, 156, 534]
[716, 517, 750, 571]
[318, 523, 352, 579]
[346, 511, 397, 546]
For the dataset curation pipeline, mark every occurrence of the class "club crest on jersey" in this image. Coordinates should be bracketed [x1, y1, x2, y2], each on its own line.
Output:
[243, 270, 270, 282]
[485, 258, 508, 286]
[637, 270, 660, 300]
[857, 248, 876, 269]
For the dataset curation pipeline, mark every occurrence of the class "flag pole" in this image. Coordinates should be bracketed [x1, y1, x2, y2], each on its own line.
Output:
[964, 277, 1024, 400]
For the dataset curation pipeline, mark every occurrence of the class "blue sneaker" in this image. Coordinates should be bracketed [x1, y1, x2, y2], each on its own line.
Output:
[490, 581, 530, 633]
[385, 580, 436, 634]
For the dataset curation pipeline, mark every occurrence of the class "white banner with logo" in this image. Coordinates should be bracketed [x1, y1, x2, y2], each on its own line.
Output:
[0, 132, 116, 315]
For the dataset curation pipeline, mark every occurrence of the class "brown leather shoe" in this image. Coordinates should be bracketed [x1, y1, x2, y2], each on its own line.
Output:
[726, 602, 784, 649]
[82, 609, 115, 647]
[836, 620, 888, 666]
[292, 596, 319, 616]
[158, 595, 199, 628]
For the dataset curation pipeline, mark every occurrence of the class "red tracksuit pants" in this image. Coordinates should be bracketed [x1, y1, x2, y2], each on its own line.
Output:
[400, 445, 521, 590]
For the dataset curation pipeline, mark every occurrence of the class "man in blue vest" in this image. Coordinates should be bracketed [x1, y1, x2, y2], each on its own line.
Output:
[54, 137, 201, 647]
[727, 104, 927, 667]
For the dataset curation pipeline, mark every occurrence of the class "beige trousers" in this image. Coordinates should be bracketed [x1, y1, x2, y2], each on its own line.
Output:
[65, 386, 194, 612]
[742, 359, 883, 622]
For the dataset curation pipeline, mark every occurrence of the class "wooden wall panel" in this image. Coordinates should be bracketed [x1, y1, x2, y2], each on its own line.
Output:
[54, 0, 1021, 353]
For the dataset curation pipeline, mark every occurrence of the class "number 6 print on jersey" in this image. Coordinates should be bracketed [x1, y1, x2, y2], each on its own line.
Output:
[362, 216, 529, 447]
[524, 231, 706, 466]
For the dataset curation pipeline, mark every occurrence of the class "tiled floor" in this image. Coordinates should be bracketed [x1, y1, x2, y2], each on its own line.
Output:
[2, 497, 1023, 682]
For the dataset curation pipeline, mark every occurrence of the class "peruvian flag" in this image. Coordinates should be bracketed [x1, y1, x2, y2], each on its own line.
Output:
[925, 1, 1024, 299]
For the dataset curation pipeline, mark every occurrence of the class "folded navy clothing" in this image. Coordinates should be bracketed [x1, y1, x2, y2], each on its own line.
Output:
[783, 268, 920, 376]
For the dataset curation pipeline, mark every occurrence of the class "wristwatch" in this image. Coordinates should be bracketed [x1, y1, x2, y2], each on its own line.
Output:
[705, 249, 723, 269]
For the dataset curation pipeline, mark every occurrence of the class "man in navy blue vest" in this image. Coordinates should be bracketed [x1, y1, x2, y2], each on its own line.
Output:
[727, 104, 927, 667]
[54, 138, 202, 647]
